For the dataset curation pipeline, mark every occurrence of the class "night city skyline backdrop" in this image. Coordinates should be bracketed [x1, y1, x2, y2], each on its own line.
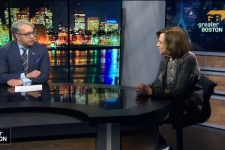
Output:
[0, 0, 122, 32]
[0, 0, 122, 47]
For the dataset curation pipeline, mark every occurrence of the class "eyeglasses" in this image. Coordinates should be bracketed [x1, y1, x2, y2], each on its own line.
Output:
[18, 31, 36, 37]
[157, 40, 165, 45]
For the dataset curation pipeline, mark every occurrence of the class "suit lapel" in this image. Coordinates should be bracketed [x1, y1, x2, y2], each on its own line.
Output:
[28, 45, 37, 73]
[10, 41, 23, 72]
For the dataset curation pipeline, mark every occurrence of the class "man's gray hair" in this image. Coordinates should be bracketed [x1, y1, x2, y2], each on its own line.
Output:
[11, 19, 34, 39]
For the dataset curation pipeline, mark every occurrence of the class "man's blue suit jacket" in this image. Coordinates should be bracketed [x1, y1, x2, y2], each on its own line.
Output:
[0, 40, 50, 84]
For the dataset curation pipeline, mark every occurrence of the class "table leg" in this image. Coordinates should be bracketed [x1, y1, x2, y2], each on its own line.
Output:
[96, 123, 120, 150]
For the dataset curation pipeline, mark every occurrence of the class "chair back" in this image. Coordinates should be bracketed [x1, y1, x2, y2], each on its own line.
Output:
[199, 75, 217, 121]
[174, 75, 217, 150]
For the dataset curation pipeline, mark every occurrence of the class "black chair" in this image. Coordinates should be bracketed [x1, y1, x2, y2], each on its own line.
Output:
[175, 75, 217, 150]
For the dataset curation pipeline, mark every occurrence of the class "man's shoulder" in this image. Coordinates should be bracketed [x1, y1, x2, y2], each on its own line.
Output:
[0, 41, 17, 50]
[33, 42, 47, 49]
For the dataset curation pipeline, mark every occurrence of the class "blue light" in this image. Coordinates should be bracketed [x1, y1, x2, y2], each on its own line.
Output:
[106, 20, 117, 24]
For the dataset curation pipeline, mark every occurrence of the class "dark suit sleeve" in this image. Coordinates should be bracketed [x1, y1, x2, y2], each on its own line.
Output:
[0, 46, 9, 84]
[0, 42, 21, 84]
[28, 44, 50, 84]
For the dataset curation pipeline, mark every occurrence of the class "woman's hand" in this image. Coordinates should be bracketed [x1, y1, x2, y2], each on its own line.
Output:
[135, 83, 152, 96]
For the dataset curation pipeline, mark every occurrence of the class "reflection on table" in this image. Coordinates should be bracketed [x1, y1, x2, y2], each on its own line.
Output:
[50, 84, 122, 110]
[0, 83, 50, 102]
[0, 83, 171, 150]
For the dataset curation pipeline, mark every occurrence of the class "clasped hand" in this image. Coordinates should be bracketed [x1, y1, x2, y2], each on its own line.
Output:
[26, 70, 41, 78]
[7, 70, 41, 86]
[135, 83, 152, 96]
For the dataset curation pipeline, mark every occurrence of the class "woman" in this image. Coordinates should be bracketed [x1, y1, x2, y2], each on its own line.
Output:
[135, 26, 203, 128]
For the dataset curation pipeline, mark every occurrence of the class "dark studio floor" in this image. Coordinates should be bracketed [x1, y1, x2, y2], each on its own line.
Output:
[0, 124, 224, 150]
[160, 124, 225, 150]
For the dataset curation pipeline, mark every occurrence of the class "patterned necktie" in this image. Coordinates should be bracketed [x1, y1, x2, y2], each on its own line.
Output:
[21, 47, 28, 73]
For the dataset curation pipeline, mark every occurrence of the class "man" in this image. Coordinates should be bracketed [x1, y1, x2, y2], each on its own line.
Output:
[0, 19, 50, 86]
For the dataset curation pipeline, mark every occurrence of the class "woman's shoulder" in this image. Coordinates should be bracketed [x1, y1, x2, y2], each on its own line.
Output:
[181, 52, 197, 62]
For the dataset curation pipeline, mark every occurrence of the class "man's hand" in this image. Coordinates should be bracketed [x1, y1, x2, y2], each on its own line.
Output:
[7, 79, 23, 86]
[26, 70, 41, 78]
[26, 91, 41, 98]
[7, 87, 15, 93]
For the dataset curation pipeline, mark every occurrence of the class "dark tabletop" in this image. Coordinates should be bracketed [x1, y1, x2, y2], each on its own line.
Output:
[0, 83, 171, 125]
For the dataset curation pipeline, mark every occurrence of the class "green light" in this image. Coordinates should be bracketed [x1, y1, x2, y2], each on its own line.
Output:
[93, 58, 97, 64]
[51, 50, 56, 55]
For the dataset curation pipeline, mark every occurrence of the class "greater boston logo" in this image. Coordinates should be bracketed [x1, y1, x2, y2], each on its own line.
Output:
[197, 10, 224, 32]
